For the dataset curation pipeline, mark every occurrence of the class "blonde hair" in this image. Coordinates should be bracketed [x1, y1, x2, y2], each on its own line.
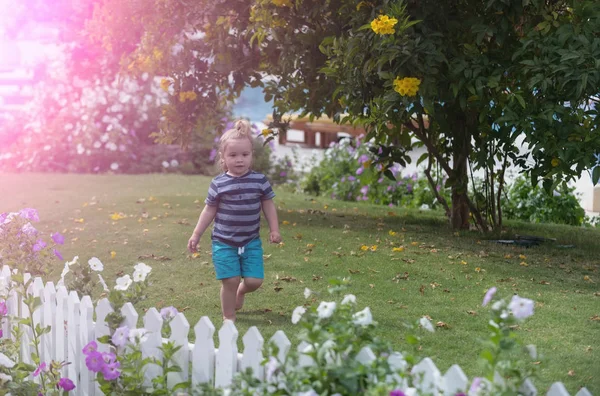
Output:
[218, 120, 254, 172]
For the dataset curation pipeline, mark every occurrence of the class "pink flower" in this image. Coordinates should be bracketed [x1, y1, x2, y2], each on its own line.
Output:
[32, 239, 47, 252]
[82, 340, 98, 355]
[85, 351, 104, 372]
[356, 167, 364, 175]
[53, 249, 63, 260]
[102, 361, 121, 381]
[508, 295, 535, 319]
[33, 362, 47, 377]
[58, 377, 75, 391]
[19, 208, 39, 222]
[0, 300, 7, 316]
[482, 287, 497, 307]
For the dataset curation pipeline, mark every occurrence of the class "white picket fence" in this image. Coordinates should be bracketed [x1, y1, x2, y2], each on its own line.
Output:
[0, 265, 594, 396]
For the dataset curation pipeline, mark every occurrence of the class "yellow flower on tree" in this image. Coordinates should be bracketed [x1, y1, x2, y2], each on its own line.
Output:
[393, 77, 421, 97]
[153, 48, 164, 61]
[179, 91, 197, 102]
[262, 129, 271, 138]
[160, 79, 172, 92]
[371, 15, 398, 35]
[551, 158, 560, 167]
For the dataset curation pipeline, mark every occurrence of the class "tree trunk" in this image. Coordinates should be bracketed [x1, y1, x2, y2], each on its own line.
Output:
[450, 114, 471, 230]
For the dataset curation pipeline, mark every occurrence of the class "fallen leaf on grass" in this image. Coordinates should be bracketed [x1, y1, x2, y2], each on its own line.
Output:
[590, 315, 600, 321]
[467, 310, 477, 316]
[419, 285, 425, 296]
[278, 276, 297, 282]
[348, 269, 361, 274]
[567, 370, 575, 377]
[176, 219, 190, 225]
[539, 280, 550, 285]
[402, 258, 416, 264]
[138, 254, 171, 261]
[369, 284, 374, 288]
[504, 254, 512, 259]
[436, 321, 450, 329]
[263, 254, 272, 260]
[312, 275, 322, 281]
[332, 251, 343, 257]
[392, 272, 409, 282]
[430, 282, 441, 289]
[263, 308, 272, 313]
[392, 247, 405, 252]
[520, 262, 529, 267]
[273, 287, 283, 292]
[293, 234, 303, 240]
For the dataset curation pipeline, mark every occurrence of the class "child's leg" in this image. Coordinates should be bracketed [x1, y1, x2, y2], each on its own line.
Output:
[236, 239, 265, 310]
[221, 276, 241, 321]
[236, 277, 263, 310]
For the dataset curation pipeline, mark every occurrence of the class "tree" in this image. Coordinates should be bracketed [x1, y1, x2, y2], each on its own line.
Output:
[87, 0, 600, 230]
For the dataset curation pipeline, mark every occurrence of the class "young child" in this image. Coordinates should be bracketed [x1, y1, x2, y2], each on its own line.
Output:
[187, 120, 281, 321]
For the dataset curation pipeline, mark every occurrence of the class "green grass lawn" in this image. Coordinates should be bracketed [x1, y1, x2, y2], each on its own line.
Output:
[2, 172, 599, 394]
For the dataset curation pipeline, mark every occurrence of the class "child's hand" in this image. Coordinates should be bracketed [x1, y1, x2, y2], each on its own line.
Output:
[188, 234, 200, 253]
[269, 231, 282, 244]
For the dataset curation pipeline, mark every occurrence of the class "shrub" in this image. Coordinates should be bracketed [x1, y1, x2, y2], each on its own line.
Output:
[301, 137, 449, 209]
[503, 177, 586, 226]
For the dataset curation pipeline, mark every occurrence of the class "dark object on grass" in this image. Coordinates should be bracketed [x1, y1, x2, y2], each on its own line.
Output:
[514, 234, 557, 242]
[495, 239, 541, 247]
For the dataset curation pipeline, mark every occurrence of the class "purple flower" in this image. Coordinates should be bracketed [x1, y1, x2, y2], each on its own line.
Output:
[286, 160, 293, 167]
[102, 352, 117, 364]
[482, 287, 497, 307]
[0, 213, 7, 224]
[102, 361, 121, 381]
[360, 185, 369, 195]
[209, 149, 217, 161]
[388, 203, 394, 207]
[279, 171, 287, 177]
[356, 167, 364, 175]
[85, 351, 105, 372]
[362, 196, 369, 201]
[51, 232, 65, 245]
[32, 239, 47, 252]
[33, 362, 46, 377]
[436, 185, 441, 192]
[53, 249, 63, 260]
[406, 184, 413, 192]
[112, 326, 130, 347]
[160, 306, 178, 320]
[347, 176, 356, 182]
[378, 178, 384, 183]
[508, 295, 535, 319]
[390, 391, 406, 396]
[358, 154, 369, 164]
[340, 176, 346, 183]
[58, 377, 75, 391]
[19, 208, 39, 222]
[387, 186, 393, 192]
[378, 147, 383, 155]
[82, 341, 98, 355]
[0, 301, 7, 316]
[21, 223, 38, 236]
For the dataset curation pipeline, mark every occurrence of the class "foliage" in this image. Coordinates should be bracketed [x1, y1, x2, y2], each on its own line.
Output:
[86, 0, 600, 232]
[302, 137, 449, 209]
[503, 177, 586, 226]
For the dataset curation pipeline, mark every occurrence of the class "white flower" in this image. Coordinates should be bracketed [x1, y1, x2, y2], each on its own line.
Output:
[291, 306, 306, 324]
[170, 159, 179, 167]
[132, 262, 152, 282]
[60, 262, 70, 279]
[88, 257, 104, 272]
[114, 274, 132, 291]
[352, 307, 373, 326]
[97, 274, 109, 291]
[0, 372, 11, 385]
[316, 301, 336, 319]
[0, 352, 16, 368]
[341, 294, 356, 305]
[420, 203, 430, 210]
[297, 389, 318, 396]
[419, 316, 435, 332]
[128, 328, 149, 344]
[491, 300, 503, 311]
[508, 295, 535, 319]
[303, 288, 311, 299]
[265, 356, 279, 381]
[162, 161, 170, 168]
[66, 256, 79, 267]
[387, 352, 407, 371]
[110, 162, 119, 171]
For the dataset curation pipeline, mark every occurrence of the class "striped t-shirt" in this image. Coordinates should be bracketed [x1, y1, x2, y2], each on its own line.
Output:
[205, 171, 275, 247]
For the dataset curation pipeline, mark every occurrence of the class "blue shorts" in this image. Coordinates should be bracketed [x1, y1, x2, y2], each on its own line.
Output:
[211, 238, 264, 280]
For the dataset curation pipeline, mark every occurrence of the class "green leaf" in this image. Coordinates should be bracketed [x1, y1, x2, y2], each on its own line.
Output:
[416, 152, 429, 166]
[592, 166, 600, 186]
[405, 334, 419, 345]
[97, 335, 112, 344]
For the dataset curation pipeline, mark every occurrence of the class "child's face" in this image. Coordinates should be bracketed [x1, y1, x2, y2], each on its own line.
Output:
[223, 137, 253, 177]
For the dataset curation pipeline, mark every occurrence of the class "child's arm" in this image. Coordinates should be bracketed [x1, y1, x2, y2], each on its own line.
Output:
[187, 205, 218, 252]
[261, 199, 281, 243]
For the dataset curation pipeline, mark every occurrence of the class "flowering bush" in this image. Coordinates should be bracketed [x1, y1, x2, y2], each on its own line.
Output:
[0, 209, 65, 275]
[301, 137, 449, 209]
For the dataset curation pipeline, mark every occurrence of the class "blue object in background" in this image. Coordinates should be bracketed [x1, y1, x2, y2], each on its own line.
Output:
[232, 87, 273, 122]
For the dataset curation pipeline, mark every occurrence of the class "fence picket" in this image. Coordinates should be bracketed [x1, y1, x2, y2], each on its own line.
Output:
[42, 282, 57, 361]
[412, 357, 442, 395]
[20, 273, 33, 365]
[168, 312, 190, 390]
[55, 285, 68, 374]
[79, 295, 95, 396]
[297, 340, 314, 368]
[548, 382, 572, 396]
[215, 319, 238, 388]
[120, 302, 138, 329]
[192, 316, 215, 387]
[269, 330, 291, 365]
[241, 326, 264, 380]
[443, 364, 468, 395]
[575, 388, 593, 396]
[142, 308, 164, 387]
[0, 273, 9, 339]
[66, 291, 81, 391]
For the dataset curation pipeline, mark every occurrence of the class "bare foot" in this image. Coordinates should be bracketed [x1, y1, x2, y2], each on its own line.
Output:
[235, 290, 245, 311]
